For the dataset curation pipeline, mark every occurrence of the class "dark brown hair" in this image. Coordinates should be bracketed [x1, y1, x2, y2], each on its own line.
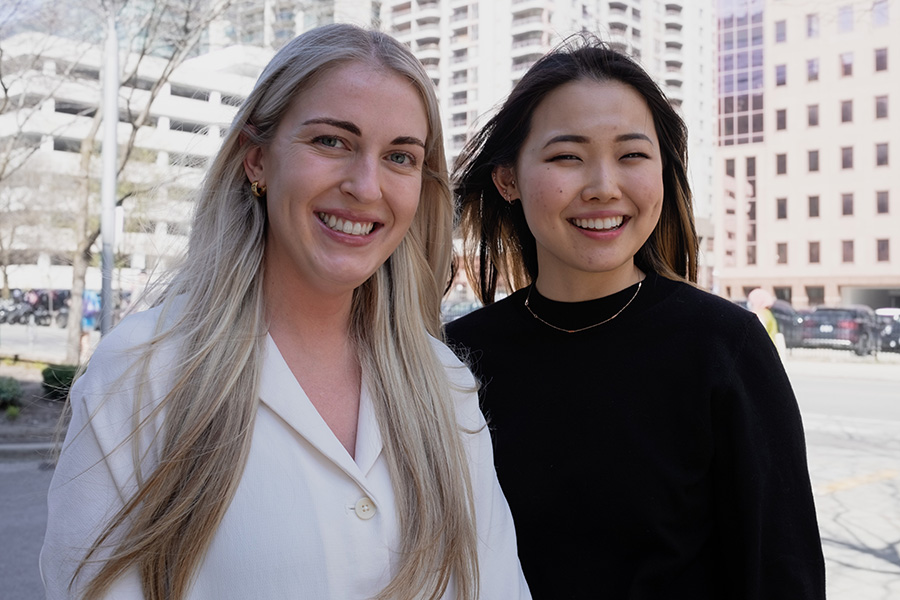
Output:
[453, 34, 699, 303]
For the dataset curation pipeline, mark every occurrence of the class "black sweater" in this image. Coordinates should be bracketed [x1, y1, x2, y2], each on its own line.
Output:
[445, 272, 826, 600]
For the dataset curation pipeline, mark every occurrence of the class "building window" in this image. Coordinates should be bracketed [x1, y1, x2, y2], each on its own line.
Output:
[838, 5, 854, 32]
[775, 64, 787, 86]
[809, 241, 820, 264]
[776, 109, 786, 130]
[878, 239, 890, 262]
[808, 150, 819, 172]
[747, 156, 756, 177]
[841, 146, 853, 169]
[807, 286, 825, 306]
[876, 143, 889, 166]
[875, 48, 888, 71]
[747, 245, 757, 266]
[873, 0, 889, 26]
[876, 95, 889, 119]
[725, 158, 735, 177]
[877, 190, 889, 214]
[775, 20, 786, 42]
[842, 240, 854, 263]
[809, 195, 820, 217]
[806, 13, 819, 37]
[776, 153, 787, 174]
[841, 100, 853, 122]
[808, 104, 819, 126]
[776, 243, 788, 264]
[807, 58, 819, 81]
[841, 52, 854, 76]
[776, 197, 788, 219]
[842, 193, 854, 215]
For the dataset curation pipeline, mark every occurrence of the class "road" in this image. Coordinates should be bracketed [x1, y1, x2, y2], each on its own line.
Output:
[0, 345, 898, 599]
[786, 355, 900, 600]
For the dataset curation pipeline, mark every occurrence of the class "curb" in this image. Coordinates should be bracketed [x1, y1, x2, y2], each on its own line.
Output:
[0, 442, 57, 460]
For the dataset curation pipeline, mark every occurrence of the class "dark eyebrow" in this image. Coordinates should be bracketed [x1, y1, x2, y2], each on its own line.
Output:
[304, 117, 360, 136]
[542, 132, 653, 148]
[391, 135, 426, 148]
[303, 117, 425, 148]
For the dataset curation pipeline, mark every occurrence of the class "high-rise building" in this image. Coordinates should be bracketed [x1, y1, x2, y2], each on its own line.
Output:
[714, 0, 898, 308]
[212, 0, 381, 50]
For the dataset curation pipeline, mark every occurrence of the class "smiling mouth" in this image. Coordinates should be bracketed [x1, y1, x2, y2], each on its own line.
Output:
[571, 216, 625, 231]
[318, 212, 376, 236]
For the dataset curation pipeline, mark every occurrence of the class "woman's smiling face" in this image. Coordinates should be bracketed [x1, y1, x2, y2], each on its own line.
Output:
[244, 61, 428, 299]
[498, 78, 664, 300]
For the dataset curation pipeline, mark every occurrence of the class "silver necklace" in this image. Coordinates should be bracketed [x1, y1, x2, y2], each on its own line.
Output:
[524, 280, 642, 334]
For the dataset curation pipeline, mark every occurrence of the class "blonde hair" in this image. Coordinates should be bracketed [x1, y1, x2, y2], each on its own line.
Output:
[76, 24, 478, 600]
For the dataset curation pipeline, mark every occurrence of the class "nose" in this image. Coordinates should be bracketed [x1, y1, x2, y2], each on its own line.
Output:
[340, 154, 383, 203]
[581, 164, 620, 203]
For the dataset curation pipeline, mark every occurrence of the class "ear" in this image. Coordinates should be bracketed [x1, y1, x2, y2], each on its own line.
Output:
[243, 143, 265, 186]
[491, 165, 518, 202]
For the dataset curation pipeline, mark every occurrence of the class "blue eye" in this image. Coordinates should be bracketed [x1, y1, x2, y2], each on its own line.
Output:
[388, 152, 415, 166]
[317, 136, 339, 147]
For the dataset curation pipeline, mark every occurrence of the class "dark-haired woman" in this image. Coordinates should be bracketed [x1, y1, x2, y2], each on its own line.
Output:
[445, 36, 825, 599]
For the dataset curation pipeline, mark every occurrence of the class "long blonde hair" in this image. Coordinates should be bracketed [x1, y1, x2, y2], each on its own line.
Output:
[76, 24, 478, 600]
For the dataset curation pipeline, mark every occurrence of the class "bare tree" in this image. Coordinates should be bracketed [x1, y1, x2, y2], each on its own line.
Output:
[59, 0, 234, 363]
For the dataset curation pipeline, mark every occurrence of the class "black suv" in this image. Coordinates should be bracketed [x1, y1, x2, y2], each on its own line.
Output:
[769, 299, 805, 349]
[801, 305, 881, 356]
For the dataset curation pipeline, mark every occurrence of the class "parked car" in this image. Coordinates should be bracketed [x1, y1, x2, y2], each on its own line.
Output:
[768, 299, 805, 348]
[875, 308, 900, 352]
[801, 305, 881, 356]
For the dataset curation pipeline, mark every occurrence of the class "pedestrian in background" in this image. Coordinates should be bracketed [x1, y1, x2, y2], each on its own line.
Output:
[41, 23, 528, 600]
[748, 287, 781, 348]
[445, 35, 825, 599]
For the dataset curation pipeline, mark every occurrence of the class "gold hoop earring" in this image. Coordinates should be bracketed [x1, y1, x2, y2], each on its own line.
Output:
[250, 180, 267, 198]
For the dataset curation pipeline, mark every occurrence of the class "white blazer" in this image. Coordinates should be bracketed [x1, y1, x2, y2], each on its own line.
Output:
[40, 303, 530, 599]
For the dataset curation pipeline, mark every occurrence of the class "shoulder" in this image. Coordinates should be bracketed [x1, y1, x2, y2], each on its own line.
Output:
[428, 334, 476, 389]
[651, 276, 756, 329]
[74, 299, 186, 413]
[444, 290, 526, 347]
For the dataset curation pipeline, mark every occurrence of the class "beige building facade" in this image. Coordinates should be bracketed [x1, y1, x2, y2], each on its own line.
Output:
[714, 0, 899, 309]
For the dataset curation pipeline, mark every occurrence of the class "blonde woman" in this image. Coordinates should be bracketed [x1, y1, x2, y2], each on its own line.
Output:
[41, 24, 529, 600]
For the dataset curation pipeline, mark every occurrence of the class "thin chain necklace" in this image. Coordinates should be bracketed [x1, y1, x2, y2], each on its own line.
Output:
[524, 280, 643, 334]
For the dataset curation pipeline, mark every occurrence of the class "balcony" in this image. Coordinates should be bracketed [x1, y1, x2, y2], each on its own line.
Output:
[512, 0, 545, 10]
[417, 42, 441, 62]
[416, 4, 440, 21]
[415, 19, 441, 45]
[664, 70, 684, 87]
[511, 35, 544, 57]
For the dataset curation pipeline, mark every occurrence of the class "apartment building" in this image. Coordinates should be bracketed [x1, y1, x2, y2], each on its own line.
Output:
[0, 33, 272, 290]
[214, 0, 380, 49]
[714, 0, 898, 308]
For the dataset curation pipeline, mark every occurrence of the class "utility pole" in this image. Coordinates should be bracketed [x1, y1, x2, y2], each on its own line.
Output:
[100, 6, 119, 335]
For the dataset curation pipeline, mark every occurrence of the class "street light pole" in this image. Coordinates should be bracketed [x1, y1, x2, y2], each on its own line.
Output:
[100, 7, 119, 336]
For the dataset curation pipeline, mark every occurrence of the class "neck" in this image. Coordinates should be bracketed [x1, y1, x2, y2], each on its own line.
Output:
[264, 271, 355, 346]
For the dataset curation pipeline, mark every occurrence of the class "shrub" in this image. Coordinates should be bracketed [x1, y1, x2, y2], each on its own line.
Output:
[0, 376, 22, 408]
[42, 364, 78, 401]
[5, 405, 20, 420]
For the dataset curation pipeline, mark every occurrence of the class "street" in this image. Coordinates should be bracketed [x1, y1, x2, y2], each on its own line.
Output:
[1, 338, 899, 598]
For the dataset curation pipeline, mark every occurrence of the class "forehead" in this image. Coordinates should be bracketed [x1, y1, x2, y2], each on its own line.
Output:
[283, 61, 429, 137]
[529, 78, 657, 139]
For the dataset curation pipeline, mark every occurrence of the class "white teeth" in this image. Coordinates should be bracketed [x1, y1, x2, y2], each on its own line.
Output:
[573, 216, 624, 231]
[318, 212, 375, 236]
